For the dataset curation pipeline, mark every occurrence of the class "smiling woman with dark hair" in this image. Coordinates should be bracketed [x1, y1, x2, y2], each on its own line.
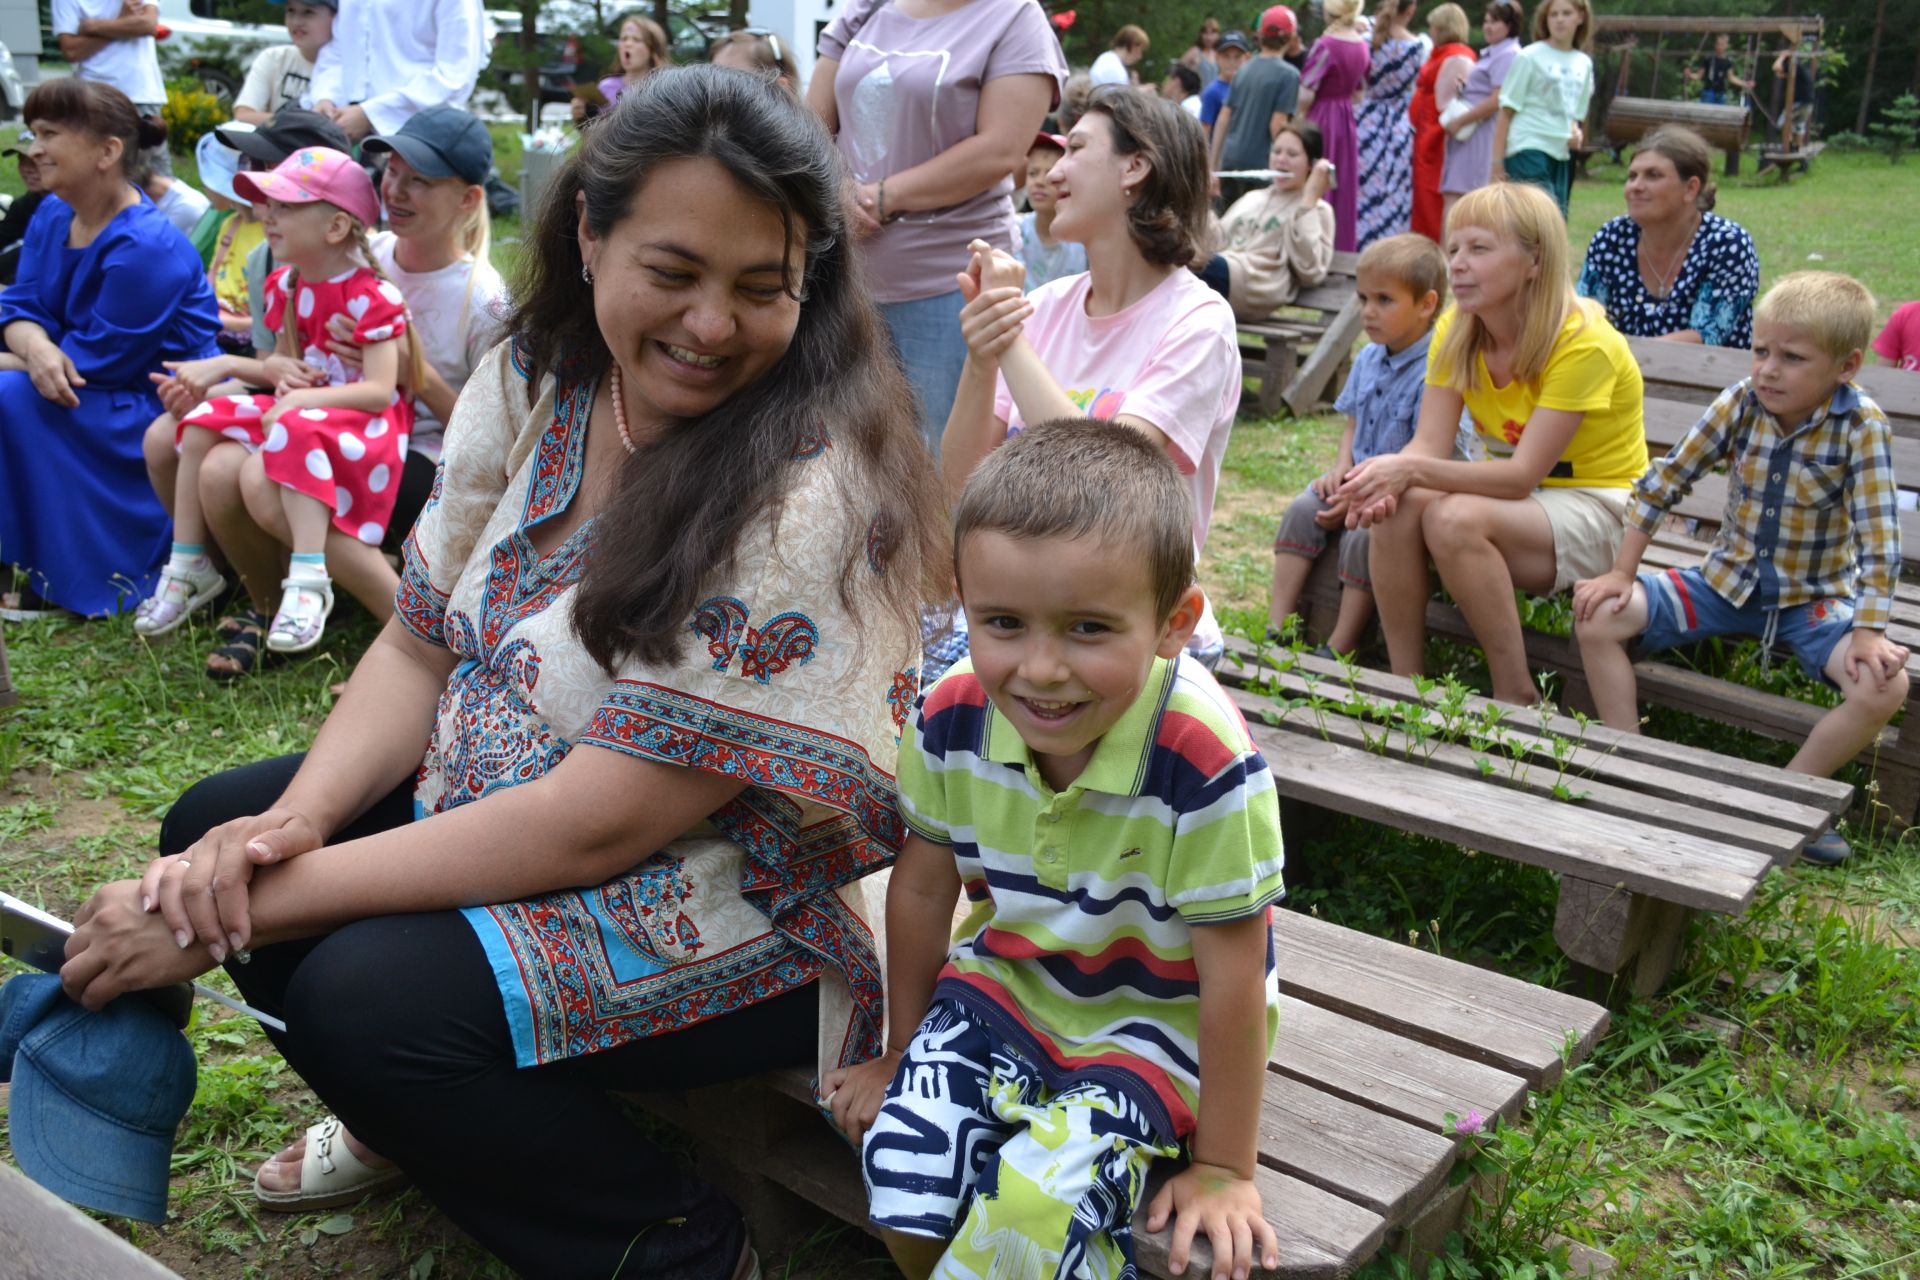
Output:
[59, 67, 947, 1280]
[0, 77, 218, 617]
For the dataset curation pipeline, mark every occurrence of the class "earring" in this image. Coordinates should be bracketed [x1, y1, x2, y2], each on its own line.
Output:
[582, 263, 594, 285]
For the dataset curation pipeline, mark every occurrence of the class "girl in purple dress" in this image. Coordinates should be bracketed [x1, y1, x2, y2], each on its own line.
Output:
[1440, 2, 1523, 223]
[1356, 0, 1421, 247]
[1297, 0, 1371, 251]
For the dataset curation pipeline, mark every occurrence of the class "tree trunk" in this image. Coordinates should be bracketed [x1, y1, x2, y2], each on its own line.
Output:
[729, 0, 750, 29]
[521, 0, 541, 135]
[1857, 0, 1888, 134]
[654, 0, 671, 34]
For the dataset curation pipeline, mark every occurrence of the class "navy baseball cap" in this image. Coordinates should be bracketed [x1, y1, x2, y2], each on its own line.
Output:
[1217, 30, 1255, 54]
[362, 106, 494, 186]
[0, 973, 196, 1223]
[216, 106, 351, 169]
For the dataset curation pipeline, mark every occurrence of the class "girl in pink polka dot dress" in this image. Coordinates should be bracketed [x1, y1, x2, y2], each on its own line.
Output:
[135, 147, 422, 654]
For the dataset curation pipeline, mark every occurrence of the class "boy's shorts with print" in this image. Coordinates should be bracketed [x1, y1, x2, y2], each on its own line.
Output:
[1637, 564, 1855, 685]
[862, 998, 1179, 1280]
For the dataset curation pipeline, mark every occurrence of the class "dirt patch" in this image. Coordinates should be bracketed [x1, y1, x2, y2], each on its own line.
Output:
[1801, 890, 1920, 949]
[8, 767, 142, 845]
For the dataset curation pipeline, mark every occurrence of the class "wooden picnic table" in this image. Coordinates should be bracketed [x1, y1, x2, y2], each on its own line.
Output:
[1217, 646, 1853, 994]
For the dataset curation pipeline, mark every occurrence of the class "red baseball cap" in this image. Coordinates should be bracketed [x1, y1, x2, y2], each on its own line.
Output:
[1260, 5, 1298, 36]
[1030, 131, 1068, 153]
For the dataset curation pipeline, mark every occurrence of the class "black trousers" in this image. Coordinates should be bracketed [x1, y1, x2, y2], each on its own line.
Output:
[163, 755, 817, 1279]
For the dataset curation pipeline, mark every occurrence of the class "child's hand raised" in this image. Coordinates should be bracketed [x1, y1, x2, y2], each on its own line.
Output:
[1146, 1162, 1279, 1280]
[817, 1047, 902, 1149]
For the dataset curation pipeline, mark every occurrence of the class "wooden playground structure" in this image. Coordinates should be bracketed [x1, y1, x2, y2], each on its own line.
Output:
[1587, 15, 1826, 181]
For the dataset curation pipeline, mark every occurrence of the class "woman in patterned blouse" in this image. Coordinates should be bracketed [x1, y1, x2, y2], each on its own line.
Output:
[61, 68, 947, 1280]
[1576, 124, 1760, 348]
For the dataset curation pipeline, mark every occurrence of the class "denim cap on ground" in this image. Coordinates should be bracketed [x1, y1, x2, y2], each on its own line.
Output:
[195, 127, 247, 202]
[0, 973, 196, 1223]
[360, 105, 494, 186]
[216, 107, 351, 170]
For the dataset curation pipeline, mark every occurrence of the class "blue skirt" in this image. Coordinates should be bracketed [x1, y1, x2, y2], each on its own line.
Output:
[0, 371, 170, 616]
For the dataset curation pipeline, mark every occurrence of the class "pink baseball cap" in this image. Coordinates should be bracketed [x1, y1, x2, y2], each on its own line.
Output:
[1261, 5, 1298, 36]
[233, 146, 381, 229]
[1030, 131, 1068, 153]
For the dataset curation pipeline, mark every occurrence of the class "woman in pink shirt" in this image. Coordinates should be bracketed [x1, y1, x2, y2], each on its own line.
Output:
[942, 88, 1242, 660]
[808, 0, 1065, 453]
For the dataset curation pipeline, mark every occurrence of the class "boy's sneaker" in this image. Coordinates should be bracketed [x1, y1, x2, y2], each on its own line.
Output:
[133, 560, 227, 637]
[1801, 831, 1851, 866]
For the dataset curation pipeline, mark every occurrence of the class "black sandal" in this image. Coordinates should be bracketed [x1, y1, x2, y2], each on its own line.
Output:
[206, 608, 270, 681]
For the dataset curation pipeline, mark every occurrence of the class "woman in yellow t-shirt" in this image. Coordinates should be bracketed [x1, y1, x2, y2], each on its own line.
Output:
[1338, 182, 1645, 703]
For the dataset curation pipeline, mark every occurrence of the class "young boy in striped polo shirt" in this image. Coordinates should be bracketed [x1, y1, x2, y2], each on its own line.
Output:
[822, 420, 1287, 1280]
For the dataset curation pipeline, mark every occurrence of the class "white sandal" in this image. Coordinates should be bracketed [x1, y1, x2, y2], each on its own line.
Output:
[253, 1115, 410, 1212]
[265, 576, 335, 653]
[133, 561, 227, 637]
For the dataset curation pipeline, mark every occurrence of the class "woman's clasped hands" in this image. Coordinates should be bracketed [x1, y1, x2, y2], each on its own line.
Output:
[1332, 452, 1425, 528]
[955, 237, 1030, 366]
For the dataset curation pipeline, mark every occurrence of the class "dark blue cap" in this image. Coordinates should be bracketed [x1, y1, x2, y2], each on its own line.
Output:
[362, 105, 495, 186]
[0, 974, 196, 1223]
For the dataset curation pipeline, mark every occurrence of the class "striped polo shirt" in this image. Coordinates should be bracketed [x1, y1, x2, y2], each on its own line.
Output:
[897, 653, 1286, 1140]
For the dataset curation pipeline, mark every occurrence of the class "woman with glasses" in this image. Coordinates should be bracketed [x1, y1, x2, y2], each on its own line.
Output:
[806, 0, 1065, 454]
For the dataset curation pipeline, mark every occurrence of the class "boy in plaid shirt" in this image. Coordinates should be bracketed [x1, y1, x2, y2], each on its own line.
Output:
[1574, 272, 1908, 865]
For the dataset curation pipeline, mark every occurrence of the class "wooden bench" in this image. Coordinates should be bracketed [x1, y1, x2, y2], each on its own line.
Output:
[1219, 646, 1850, 994]
[0, 1160, 182, 1279]
[1238, 251, 1362, 419]
[639, 909, 1609, 1278]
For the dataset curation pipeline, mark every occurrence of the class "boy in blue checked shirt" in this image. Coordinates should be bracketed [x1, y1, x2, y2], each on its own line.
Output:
[1574, 272, 1909, 865]
[821, 420, 1286, 1280]
[1267, 234, 1446, 654]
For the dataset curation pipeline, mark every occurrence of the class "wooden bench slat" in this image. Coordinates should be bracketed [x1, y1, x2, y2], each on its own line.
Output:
[1275, 912, 1609, 1089]
[756, 1072, 1390, 1277]
[1632, 339, 1920, 425]
[1255, 728, 1773, 912]
[1273, 995, 1530, 1133]
[1256, 1073, 1456, 1221]
[1223, 641, 1854, 816]
[0, 1162, 182, 1279]
[1235, 683, 1803, 861]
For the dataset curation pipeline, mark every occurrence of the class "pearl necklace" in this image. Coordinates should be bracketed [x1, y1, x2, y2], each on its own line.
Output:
[608, 363, 637, 455]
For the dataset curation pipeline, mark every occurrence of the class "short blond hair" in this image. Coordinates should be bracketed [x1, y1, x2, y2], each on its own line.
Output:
[1437, 182, 1579, 390]
[1357, 233, 1448, 309]
[1324, 0, 1365, 25]
[1427, 3, 1471, 46]
[955, 419, 1194, 622]
[1754, 272, 1877, 361]
[1113, 23, 1150, 51]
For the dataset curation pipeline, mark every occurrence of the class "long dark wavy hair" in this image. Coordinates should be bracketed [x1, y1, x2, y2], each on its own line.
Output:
[510, 66, 947, 671]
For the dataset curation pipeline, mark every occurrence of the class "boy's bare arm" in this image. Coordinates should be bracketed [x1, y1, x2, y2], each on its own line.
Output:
[1147, 911, 1279, 1280]
[820, 833, 959, 1143]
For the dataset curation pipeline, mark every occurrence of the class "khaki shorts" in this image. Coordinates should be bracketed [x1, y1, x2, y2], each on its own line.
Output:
[1530, 486, 1630, 592]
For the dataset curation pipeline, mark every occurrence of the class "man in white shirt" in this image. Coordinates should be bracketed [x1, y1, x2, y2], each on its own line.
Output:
[306, 0, 487, 142]
[51, 0, 170, 170]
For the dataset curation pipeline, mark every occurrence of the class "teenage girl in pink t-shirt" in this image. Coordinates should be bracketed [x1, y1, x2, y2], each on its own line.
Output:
[941, 87, 1242, 656]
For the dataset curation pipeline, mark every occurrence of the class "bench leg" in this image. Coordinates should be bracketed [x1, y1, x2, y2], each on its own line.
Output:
[1261, 339, 1299, 418]
[1553, 877, 1690, 997]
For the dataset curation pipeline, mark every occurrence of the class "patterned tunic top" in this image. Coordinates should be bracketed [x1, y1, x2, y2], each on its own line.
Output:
[396, 339, 920, 1075]
[1576, 212, 1760, 349]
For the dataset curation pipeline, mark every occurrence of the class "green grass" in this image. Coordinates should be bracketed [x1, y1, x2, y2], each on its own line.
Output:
[3, 140, 1920, 1279]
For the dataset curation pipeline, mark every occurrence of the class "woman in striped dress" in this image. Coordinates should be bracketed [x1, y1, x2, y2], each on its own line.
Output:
[1356, 0, 1422, 247]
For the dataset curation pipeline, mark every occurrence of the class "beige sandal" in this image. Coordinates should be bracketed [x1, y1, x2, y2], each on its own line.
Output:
[253, 1115, 410, 1212]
